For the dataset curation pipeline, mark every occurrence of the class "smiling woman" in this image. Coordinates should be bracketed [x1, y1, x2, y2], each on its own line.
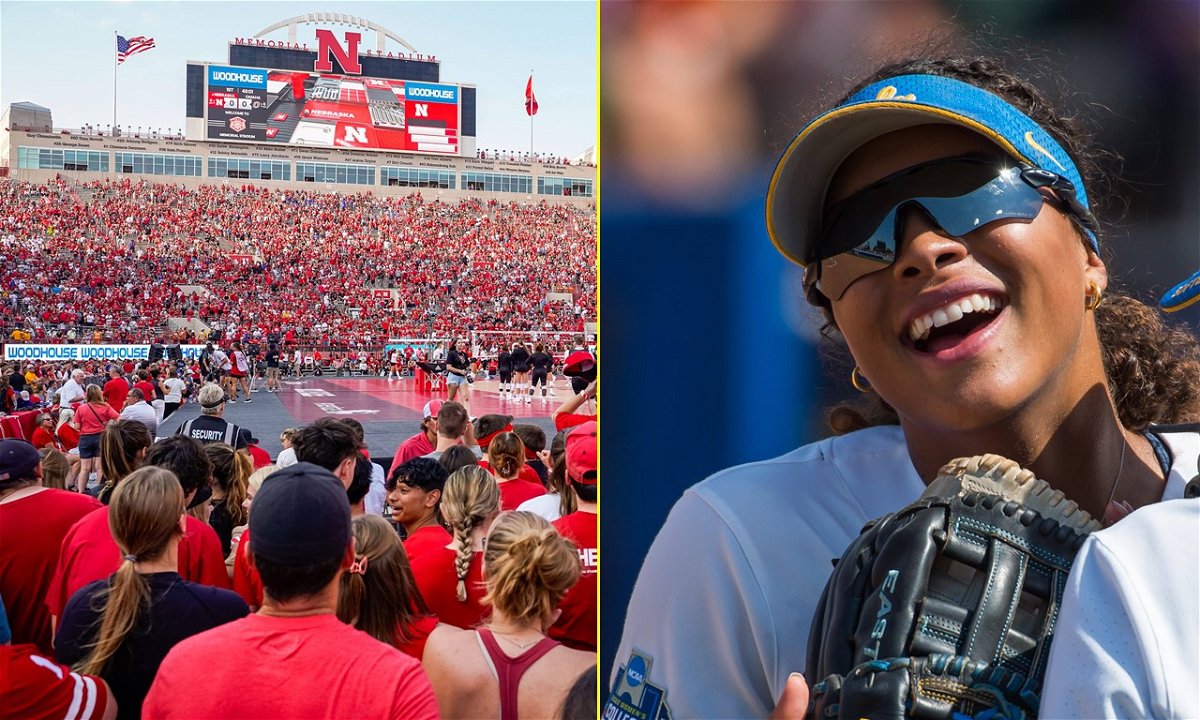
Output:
[608, 54, 1200, 720]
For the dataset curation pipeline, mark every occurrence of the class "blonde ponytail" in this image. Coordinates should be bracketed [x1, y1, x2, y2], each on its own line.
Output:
[440, 466, 500, 602]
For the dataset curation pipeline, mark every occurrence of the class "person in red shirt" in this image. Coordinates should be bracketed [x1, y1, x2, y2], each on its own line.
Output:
[3, 624, 116, 720]
[486, 433, 546, 511]
[131, 371, 156, 410]
[45, 436, 229, 631]
[244, 434, 272, 469]
[391, 400, 441, 470]
[388, 458, 449, 560]
[477, 416, 544, 488]
[421, 510, 595, 719]
[29, 413, 59, 451]
[549, 420, 597, 652]
[143, 463, 438, 719]
[411, 465, 498, 629]
[101, 368, 129, 412]
[0, 439, 101, 654]
[337, 514, 442, 660]
[55, 410, 80, 451]
[552, 380, 597, 432]
[70, 385, 119, 493]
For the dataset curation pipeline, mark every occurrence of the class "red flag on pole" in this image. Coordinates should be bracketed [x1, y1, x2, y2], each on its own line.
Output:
[525, 75, 538, 116]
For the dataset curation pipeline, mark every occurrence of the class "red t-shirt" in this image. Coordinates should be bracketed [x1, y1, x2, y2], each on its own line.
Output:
[75, 403, 118, 436]
[402, 524, 453, 565]
[30, 426, 58, 450]
[102, 376, 129, 410]
[232, 527, 264, 609]
[496, 477, 547, 511]
[0, 489, 100, 653]
[133, 380, 157, 403]
[142, 614, 438, 719]
[550, 510, 597, 651]
[246, 443, 272, 469]
[56, 424, 79, 451]
[0, 643, 112, 720]
[47, 508, 231, 621]
[407, 532, 489, 630]
[479, 459, 542, 489]
[395, 614, 439, 660]
[554, 412, 596, 432]
[391, 431, 434, 470]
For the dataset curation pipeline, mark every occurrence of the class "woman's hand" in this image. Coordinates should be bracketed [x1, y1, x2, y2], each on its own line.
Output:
[769, 674, 810, 720]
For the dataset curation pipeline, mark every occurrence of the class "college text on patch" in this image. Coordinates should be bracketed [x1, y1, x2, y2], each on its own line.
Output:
[604, 649, 671, 720]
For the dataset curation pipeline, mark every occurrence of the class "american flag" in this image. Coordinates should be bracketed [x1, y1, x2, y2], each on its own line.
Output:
[116, 35, 155, 64]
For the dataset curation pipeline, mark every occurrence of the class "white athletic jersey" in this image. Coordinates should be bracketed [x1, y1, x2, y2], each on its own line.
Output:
[607, 426, 1198, 720]
[1041, 470, 1200, 716]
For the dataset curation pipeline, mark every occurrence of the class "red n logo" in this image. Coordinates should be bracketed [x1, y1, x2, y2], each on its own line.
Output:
[314, 30, 362, 75]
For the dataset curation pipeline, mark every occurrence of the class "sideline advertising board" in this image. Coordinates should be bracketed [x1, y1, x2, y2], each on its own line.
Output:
[3, 344, 209, 363]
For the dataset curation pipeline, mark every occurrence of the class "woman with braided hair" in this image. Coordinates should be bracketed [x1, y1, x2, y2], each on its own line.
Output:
[409, 465, 500, 629]
[613, 52, 1200, 719]
[96, 420, 153, 506]
[53, 467, 247, 720]
[202, 443, 253, 558]
[422, 511, 595, 720]
[336, 514, 442, 660]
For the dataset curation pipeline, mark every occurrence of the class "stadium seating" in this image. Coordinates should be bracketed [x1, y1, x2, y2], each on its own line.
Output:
[0, 177, 595, 348]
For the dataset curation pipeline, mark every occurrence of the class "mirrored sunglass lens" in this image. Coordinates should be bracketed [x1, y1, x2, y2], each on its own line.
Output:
[817, 169, 1045, 300]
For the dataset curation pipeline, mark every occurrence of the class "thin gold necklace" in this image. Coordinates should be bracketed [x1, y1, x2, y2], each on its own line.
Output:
[488, 625, 542, 649]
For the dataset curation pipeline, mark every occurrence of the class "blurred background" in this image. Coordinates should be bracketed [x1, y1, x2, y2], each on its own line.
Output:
[599, 0, 1200, 686]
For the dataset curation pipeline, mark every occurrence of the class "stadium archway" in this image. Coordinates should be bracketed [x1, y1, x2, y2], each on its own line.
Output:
[253, 13, 418, 54]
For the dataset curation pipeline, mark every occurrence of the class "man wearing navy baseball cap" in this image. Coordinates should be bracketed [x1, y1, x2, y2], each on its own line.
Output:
[144, 463, 438, 719]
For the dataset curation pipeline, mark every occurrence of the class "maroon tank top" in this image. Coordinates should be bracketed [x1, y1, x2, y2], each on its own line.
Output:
[476, 627, 561, 720]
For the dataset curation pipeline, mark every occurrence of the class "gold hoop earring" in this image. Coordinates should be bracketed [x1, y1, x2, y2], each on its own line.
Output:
[851, 366, 872, 393]
[1085, 282, 1103, 311]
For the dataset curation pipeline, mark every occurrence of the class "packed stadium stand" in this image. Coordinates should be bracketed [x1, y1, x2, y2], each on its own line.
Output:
[0, 176, 595, 348]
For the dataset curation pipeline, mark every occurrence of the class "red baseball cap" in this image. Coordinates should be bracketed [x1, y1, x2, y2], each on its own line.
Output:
[565, 421, 597, 485]
[422, 400, 443, 419]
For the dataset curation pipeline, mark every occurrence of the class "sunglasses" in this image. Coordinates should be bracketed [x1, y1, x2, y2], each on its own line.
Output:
[805, 156, 1098, 301]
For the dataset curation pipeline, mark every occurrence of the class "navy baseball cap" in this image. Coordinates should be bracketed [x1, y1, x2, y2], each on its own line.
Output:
[766, 73, 1097, 268]
[249, 462, 350, 565]
[0, 439, 41, 483]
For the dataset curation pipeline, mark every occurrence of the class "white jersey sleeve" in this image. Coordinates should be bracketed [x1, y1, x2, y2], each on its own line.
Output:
[608, 426, 922, 719]
[1041, 496, 1200, 720]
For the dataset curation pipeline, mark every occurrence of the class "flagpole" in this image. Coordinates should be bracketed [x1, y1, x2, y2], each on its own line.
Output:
[113, 32, 118, 134]
[529, 70, 534, 162]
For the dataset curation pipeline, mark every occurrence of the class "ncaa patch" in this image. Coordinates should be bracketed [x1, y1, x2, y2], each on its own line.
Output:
[1161, 268, 1200, 313]
[604, 649, 672, 720]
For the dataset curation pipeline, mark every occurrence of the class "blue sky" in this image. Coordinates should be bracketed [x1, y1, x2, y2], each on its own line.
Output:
[0, 0, 596, 156]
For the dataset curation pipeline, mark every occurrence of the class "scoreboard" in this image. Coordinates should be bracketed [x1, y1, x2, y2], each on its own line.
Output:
[204, 63, 462, 155]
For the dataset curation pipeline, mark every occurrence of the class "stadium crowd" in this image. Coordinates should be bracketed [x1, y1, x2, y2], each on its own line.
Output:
[0, 378, 599, 719]
[0, 177, 595, 347]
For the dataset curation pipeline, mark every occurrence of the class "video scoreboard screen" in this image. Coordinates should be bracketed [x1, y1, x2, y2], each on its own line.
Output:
[205, 63, 461, 154]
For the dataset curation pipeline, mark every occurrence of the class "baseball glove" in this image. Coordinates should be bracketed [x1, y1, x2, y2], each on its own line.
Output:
[805, 454, 1100, 720]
